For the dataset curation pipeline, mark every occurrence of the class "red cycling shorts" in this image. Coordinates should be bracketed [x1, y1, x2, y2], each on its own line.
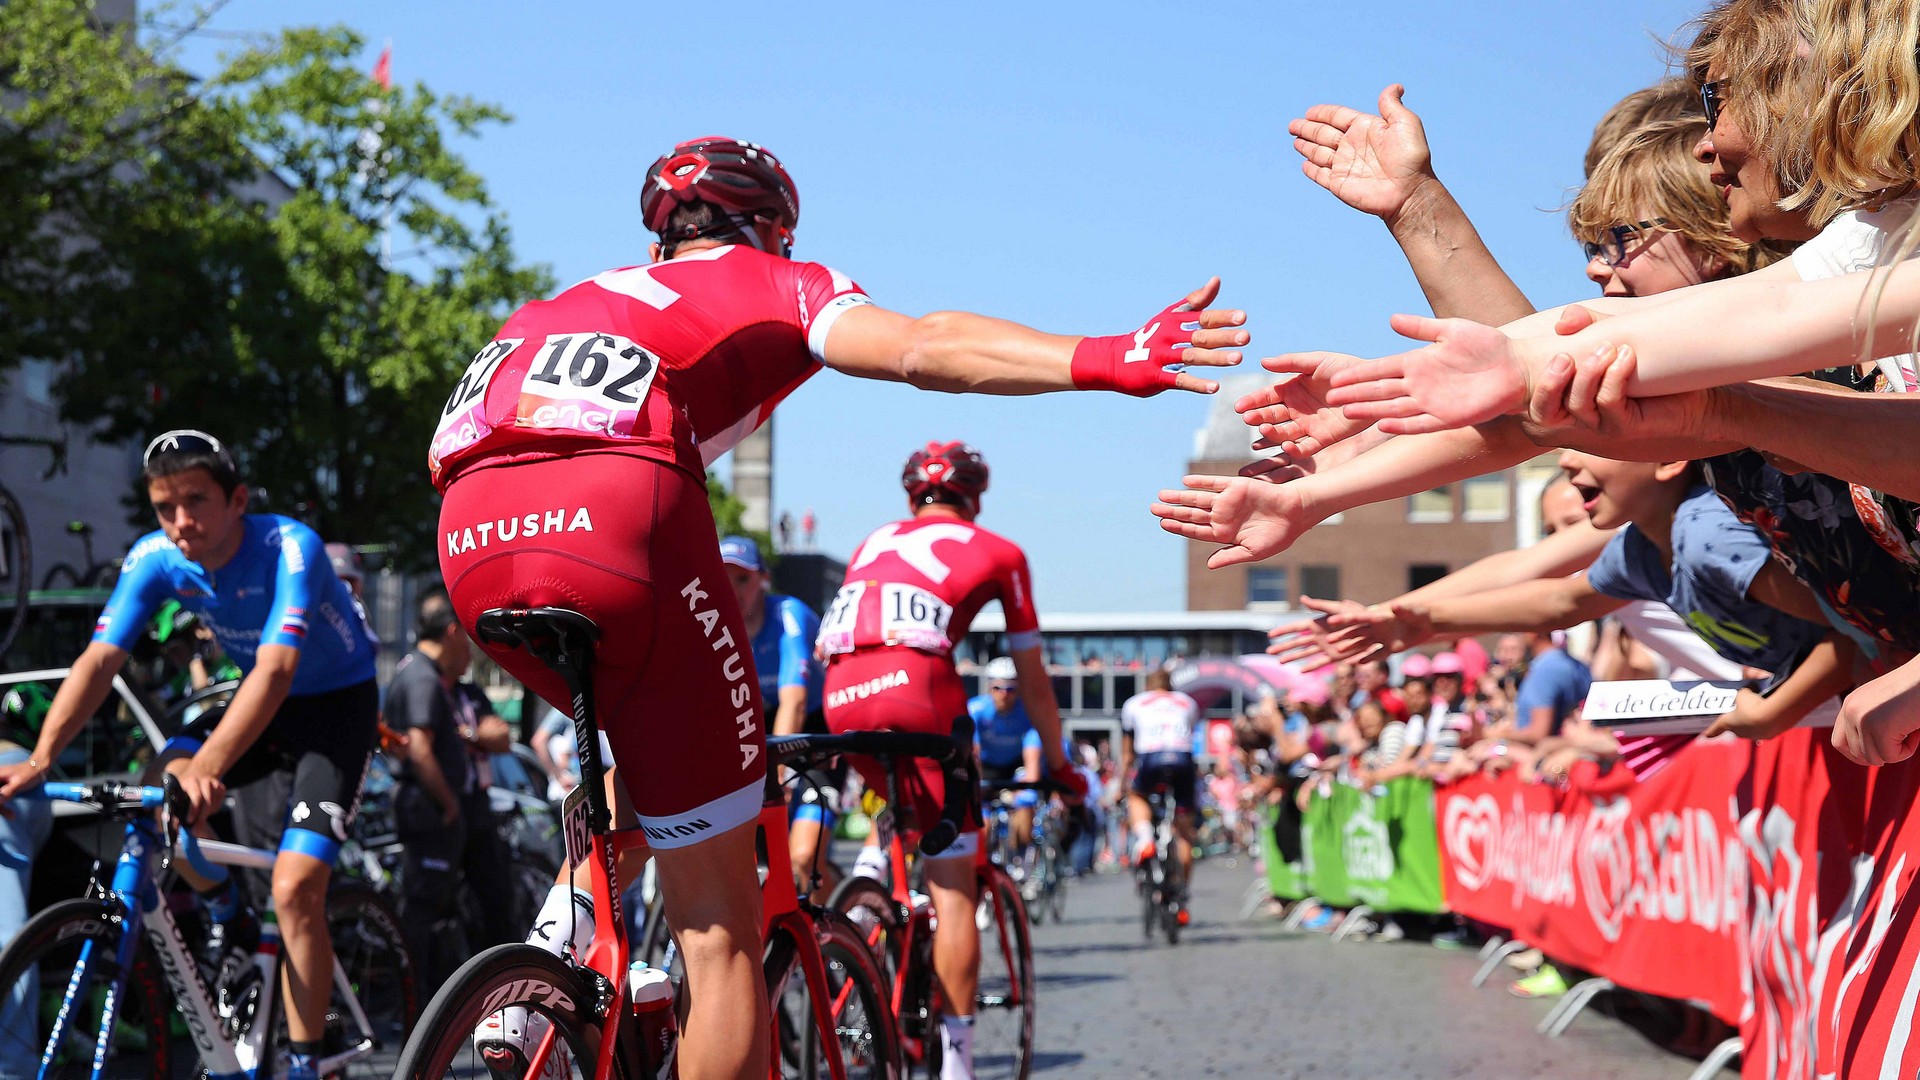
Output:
[823, 647, 980, 851]
[438, 451, 766, 849]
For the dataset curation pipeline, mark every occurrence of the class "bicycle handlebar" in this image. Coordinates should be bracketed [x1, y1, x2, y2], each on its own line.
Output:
[26, 779, 228, 881]
[980, 778, 1078, 797]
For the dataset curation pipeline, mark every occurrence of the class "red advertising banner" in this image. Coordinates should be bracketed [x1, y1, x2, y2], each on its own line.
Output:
[1436, 741, 1751, 1026]
[1437, 730, 1920, 1079]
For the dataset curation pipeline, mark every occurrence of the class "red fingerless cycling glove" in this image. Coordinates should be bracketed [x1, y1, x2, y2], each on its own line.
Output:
[1049, 762, 1090, 802]
[1070, 297, 1197, 397]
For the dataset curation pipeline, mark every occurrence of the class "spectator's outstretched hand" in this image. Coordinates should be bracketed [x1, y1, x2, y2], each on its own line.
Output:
[1290, 85, 1436, 223]
[1834, 656, 1920, 766]
[1326, 314, 1529, 434]
[1238, 352, 1374, 462]
[1152, 475, 1321, 568]
[1522, 343, 1737, 459]
[1266, 596, 1371, 666]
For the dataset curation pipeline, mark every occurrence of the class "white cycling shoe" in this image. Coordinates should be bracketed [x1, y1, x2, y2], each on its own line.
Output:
[474, 1006, 573, 1080]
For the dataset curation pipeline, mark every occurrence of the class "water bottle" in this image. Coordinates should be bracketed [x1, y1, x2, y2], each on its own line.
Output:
[628, 962, 677, 1074]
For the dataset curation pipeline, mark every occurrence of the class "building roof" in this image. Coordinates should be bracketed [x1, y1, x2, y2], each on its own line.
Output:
[967, 609, 1288, 633]
[1191, 373, 1280, 462]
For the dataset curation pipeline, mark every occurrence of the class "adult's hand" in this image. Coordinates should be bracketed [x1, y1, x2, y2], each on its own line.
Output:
[1237, 352, 1375, 462]
[1152, 475, 1323, 568]
[1289, 85, 1437, 224]
[1702, 689, 1796, 741]
[0, 758, 46, 818]
[1834, 656, 1920, 766]
[1266, 596, 1370, 666]
[1326, 314, 1529, 434]
[1520, 343, 1740, 459]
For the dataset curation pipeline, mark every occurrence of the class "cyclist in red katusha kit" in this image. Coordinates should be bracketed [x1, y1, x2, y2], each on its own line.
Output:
[820, 440, 1084, 1080]
[427, 136, 1248, 1080]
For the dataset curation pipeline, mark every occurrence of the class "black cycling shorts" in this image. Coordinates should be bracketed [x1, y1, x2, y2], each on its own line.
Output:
[183, 678, 380, 862]
[1131, 752, 1198, 814]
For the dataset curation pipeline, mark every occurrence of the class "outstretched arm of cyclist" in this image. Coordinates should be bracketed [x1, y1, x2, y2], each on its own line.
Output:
[0, 640, 129, 804]
[820, 278, 1248, 396]
[1009, 646, 1076, 785]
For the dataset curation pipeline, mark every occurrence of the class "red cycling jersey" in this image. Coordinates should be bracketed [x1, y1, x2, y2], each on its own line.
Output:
[430, 245, 867, 847]
[820, 515, 1043, 845]
[429, 245, 870, 490]
[817, 517, 1041, 661]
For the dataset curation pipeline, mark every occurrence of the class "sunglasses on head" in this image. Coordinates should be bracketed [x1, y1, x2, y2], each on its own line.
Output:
[1581, 218, 1669, 268]
[142, 429, 232, 469]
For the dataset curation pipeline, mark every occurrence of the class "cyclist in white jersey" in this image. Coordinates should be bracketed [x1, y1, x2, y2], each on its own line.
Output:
[1120, 669, 1200, 896]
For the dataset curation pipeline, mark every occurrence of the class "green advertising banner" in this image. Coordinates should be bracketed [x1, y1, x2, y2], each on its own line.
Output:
[1276, 777, 1446, 914]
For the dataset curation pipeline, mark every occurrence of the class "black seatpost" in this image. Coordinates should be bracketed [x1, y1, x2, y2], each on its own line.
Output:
[552, 626, 608, 834]
[920, 714, 978, 857]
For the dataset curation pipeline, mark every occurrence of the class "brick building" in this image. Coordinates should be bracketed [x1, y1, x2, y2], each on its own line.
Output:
[1185, 376, 1563, 610]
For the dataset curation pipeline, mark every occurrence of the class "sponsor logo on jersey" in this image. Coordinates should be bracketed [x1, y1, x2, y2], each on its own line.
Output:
[174, 586, 209, 599]
[94, 615, 112, 637]
[849, 521, 976, 583]
[277, 526, 307, 573]
[279, 606, 308, 638]
[826, 668, 912, 709]
[680, 576, 761, 770]
[444, 507, 595, 557]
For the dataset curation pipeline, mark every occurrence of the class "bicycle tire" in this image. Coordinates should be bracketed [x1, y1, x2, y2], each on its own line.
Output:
[769, 909, 904, 1080]
[827, 874, 937, 1070]
[390, 944, 598, 1080]
[328, 881, 420, 1040]
[0, 897, 171, 1080]
[974, 865, 1035, 1080]
[0, 486, 29, 661]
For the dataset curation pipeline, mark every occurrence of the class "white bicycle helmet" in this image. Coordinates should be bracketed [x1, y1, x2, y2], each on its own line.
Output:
[984, 656, 1018, 683]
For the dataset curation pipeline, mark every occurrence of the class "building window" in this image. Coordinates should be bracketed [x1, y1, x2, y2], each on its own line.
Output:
[1408, 563, 1449, 591]
[1247, 567, 1289, 606]
[1300, 565, 1341, 600]
[1407, 486, 1454, 523]
[1463, 474, 1511, 522]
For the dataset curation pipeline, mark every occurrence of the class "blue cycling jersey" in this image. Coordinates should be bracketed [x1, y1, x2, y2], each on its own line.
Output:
[95, 515, 377, 697]
[754, 593, 822, 713]
[969, 694, 1040, 770]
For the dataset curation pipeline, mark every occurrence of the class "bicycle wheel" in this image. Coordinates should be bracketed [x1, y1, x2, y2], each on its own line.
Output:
[327, 882, 419, 1053]
[1041, 840, 1067, 925]
[973, 867, 1034, 1080]
[390, 945, 597, 1080]
[0, 487, 28, 661]
[0, 897, 170, 1080]
[828, 875, 934, 1069]
[770, 910, 903, 1080]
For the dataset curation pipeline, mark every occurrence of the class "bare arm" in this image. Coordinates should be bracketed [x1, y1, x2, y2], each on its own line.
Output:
[0, 641, 128, 799]
[188, 645, 299, 778]
[1745, 559, 1833, 627]
[819, 280, 1246, 396]
[1399, 522, 1614, 604]
[1010, 646, 1068, 773]
[1385, 182, 1534, 324]
[1711, 378, 1920, 504]
[771, 684, 809, 737]
[1704, 636, 1854, 740]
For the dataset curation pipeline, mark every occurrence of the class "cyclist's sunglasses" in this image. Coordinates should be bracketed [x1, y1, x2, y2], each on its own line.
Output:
[143, 429, 233, 469]
[1582, 219, 1669, 268]
[990, 682, 1018, 693]
[1700, 79, 1727, 131]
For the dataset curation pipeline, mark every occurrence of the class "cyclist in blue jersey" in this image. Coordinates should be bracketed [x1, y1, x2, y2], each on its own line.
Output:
[0, 430, 379, 1080]
[720, 536, 835, 893]
[968, 655, 1044, 854]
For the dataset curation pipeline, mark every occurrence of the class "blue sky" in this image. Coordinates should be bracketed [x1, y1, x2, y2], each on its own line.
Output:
[179, 0, 1704, 611]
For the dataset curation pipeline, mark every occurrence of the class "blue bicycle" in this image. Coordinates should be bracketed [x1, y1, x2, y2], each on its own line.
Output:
[0, 776, 414, 1080]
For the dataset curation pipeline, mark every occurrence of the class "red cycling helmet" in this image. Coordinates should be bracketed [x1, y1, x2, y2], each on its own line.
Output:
[641, 137, 799, 246]
[903, 441, 990, 515]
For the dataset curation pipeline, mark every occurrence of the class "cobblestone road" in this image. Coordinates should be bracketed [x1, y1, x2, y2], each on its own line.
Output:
[1025, 856, 1731, 1080]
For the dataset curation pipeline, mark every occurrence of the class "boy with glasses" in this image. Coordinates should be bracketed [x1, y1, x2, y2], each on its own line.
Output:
[0, 430, 380, 1080]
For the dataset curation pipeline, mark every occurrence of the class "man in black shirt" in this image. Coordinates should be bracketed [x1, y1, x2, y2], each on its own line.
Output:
[387, 589, 484, 989]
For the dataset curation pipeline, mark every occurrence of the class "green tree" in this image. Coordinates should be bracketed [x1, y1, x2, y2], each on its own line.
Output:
[706, 471, 775, 565]
[2, 2, 551, 564]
